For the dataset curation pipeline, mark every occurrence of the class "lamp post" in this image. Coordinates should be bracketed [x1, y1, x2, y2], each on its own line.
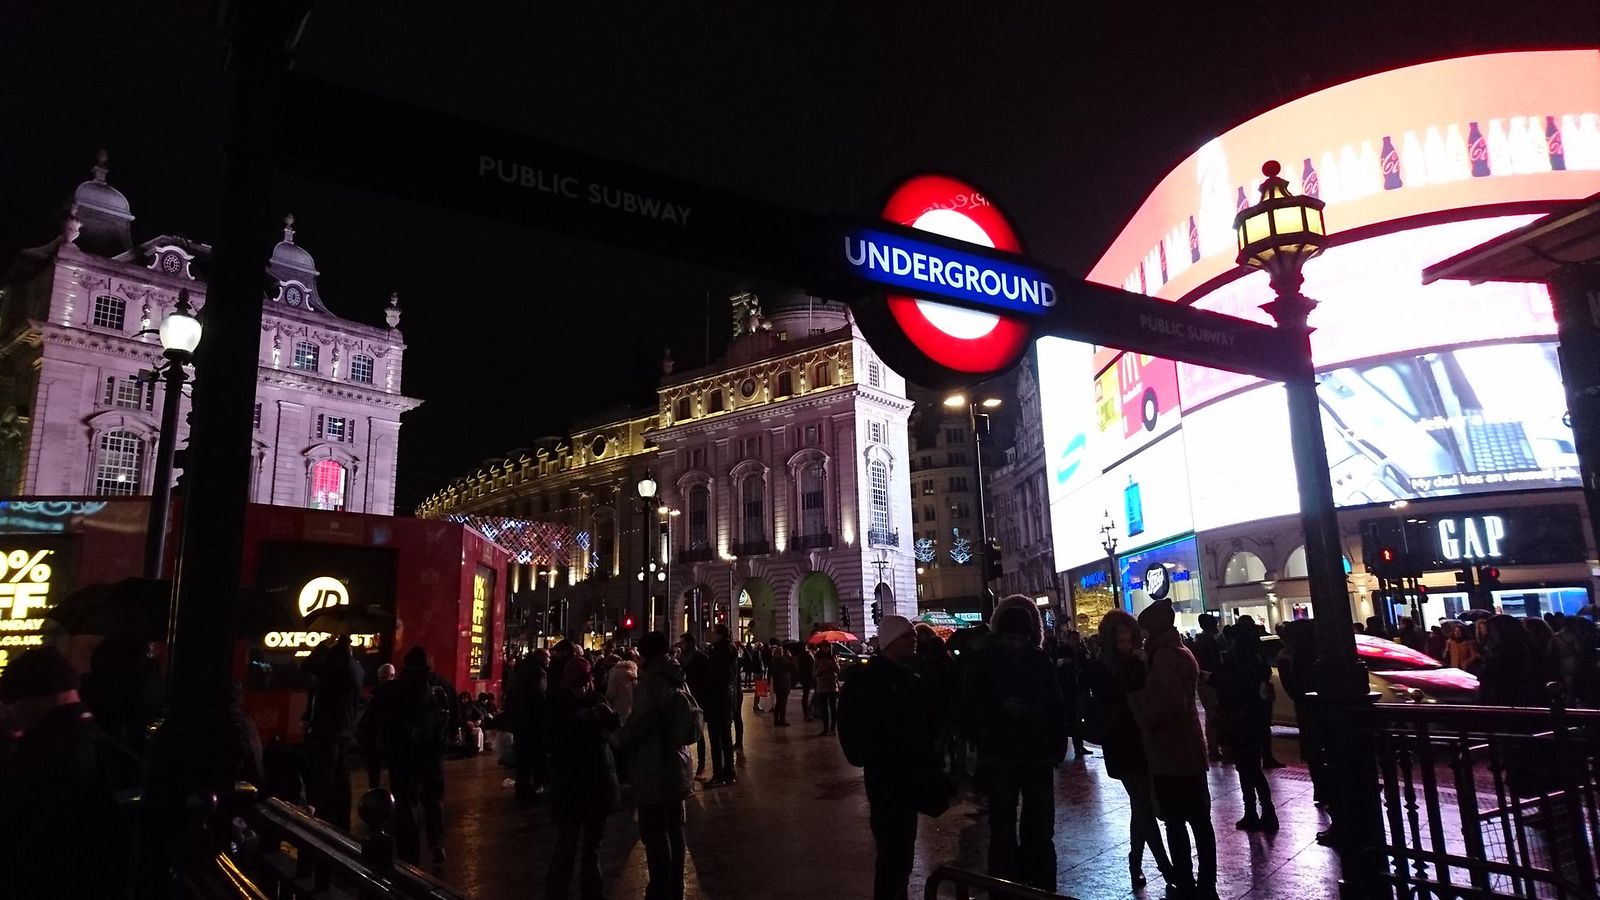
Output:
[537, 566, 556, 647]
[1099, 509, 1122, 610]
[635, 471, 658, 643]
[142, 290, 202, 580]
[1236, 160, 1380, 885]
[659, 505, 680, 637]
[944, 393, 1002, 619]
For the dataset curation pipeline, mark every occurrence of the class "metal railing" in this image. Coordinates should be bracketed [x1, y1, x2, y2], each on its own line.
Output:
[730, 539, 770, 557]
[794, 531, 834, 550]
[924, 865, 1079, 899]
[868, 526, 900, 548]
[1345, 686, 1600, 899]
[678, 545, 715, 563]
[187, 784, 467, 900]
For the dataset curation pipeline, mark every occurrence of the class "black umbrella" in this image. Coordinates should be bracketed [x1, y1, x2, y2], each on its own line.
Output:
[47, 577, 170, 642]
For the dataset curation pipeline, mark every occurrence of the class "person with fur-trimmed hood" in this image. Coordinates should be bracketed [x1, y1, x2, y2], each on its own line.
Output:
[960, 594, 1069, 891]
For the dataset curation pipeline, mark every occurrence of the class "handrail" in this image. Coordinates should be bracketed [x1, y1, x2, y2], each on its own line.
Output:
[924, 865, 1079, 900]
[178, 851, 272, 900]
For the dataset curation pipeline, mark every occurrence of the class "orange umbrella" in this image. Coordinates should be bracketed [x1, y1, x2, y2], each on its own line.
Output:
[807, 629, 859, 645]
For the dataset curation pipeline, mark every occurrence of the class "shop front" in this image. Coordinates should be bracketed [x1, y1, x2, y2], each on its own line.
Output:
[1065, 560, 1116, 635]
[1118, 535, 1206, 632]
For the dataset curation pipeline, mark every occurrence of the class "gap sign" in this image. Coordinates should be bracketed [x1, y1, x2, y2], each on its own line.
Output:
[840, 225, 1057, 316]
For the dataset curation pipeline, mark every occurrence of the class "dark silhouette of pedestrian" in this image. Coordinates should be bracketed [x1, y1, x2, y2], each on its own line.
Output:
[963, 596, 1067, 890]
[1480, 614, 1544, 706]
[303, 635, 365, 831]
[1054, 629, 1092, 758]
[702, 624, 740, 785]
[915, 626, 962, 775]
[508, 648, 549, 803]
[769, 643, 795, 726]
[545, 655, 620, 900]
[1132, 601, 1217, 900]
[615, 632, 698, 900]
[1216, 624, 1278, 831]
[1085, 610, 1173, 892]
[362, 645, 458, 864]
[0, 646, 141, 899]
[813, 643, 841, 734]
[1191, 614, 1224, 761]
[1556, 616, 1599, 708]
[837, 615, 944, 900]
[796, 641, 816, 721]
[677, 633, 711, 778]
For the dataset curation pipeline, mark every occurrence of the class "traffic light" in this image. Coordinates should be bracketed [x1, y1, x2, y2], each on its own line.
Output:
[1479, 565, 1503, 593]
[1373, 546, 1398, 578]
[621, 614, 635, 632]
[871, 599, 882, 624]
[1455, 567, 1475, 592]
[986, 540, 1004, 581]
[839, 603, 851, 629]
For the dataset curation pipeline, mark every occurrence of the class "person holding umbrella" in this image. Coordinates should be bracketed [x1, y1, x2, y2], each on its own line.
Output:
[813, 643, 842, 735]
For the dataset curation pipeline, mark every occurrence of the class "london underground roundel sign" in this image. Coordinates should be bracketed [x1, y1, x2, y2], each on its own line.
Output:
[846, 174, 1043, 388]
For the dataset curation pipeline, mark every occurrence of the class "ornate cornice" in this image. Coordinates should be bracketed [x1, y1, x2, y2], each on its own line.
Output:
[256, 369, 422, 412]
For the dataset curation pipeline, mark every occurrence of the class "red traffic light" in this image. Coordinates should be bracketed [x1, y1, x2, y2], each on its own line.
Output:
[622, 615, 636, 630]
[1482, 567, 1501, 580]
[1379, 548, 1395, 563]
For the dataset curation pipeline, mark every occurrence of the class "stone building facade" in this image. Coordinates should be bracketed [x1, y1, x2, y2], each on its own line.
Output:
[988, 353, 1061, 616]
[418, 294, 918, 645]
[0, 155, 420, 512]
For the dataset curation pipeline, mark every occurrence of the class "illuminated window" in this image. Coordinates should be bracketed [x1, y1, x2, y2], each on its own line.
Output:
[105, 375, 149, 410]
[350, 354, 374, 384]
[1223, 551, 1267, 585]
[868, 360, 882, 387]
[688, 484, 710, 549]
[951, 501, 971, 519]
[93, 430, 144, 496]
[742, 474, 764, 544]
[921, 478, 934, 496]
[92, 295, 125, 331]
[322, 415, 346, 441]
[309, 458, 347, 511]
[293, 341, 320, 372]
[869, 460, 890, 535]
[801, 462, 826, 537]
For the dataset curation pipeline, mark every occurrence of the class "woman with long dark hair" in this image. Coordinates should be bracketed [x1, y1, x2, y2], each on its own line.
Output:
[1084, 610, 1173, 891]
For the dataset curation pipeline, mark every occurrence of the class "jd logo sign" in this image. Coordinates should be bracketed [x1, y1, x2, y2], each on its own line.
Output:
[844, 174, 1040, 388]
[298, 575, 350, 618]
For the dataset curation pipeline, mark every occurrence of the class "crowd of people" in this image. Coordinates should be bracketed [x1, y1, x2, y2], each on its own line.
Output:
[9, 593, 1600, 899]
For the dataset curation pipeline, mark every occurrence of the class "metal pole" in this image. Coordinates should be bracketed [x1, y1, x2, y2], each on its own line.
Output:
[142, 358, 187, 579]
[638, 502, 649, 642]
[1263, 281, 1385, 898]
[971, 404, 994, 620]
[1106, 545, 1121, 611]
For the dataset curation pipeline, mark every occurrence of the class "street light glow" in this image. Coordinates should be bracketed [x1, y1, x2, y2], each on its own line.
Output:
[980, 397, 1002, 409]
[942, 394, 967, 408]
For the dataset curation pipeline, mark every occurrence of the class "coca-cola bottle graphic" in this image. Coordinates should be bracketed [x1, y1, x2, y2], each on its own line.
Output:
[1381, 136, 1403, 190]
[1300, 158, 1321, 198]
[1158, 240, 1168, 283]
[1187, 215, 1200, 263]
[1548, 115, 1567, 171]
[1138, 261, 1147, 295]
[1236, 186, 1249, 212]
[1468, 121, 1491, 177]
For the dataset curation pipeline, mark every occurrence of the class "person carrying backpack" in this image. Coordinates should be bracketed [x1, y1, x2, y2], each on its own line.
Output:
[615, 631, 700, 900]
[837, 615, 946, 900]
[364, 645, 459, 865]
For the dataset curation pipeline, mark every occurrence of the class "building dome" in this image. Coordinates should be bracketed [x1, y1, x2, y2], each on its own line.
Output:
[269, 214, 317, 274]
[72, 177, 131, 218]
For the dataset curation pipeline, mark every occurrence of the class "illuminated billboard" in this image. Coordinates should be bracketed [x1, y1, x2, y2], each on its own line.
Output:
[1044, 51, 1598, 572]
[1087, 50, 1600, 303]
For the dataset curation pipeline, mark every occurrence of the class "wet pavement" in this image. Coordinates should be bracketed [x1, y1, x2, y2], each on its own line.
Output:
[382, 696, 1341, 899]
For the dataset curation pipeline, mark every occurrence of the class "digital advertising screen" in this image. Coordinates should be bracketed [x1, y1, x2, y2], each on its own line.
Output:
[251, 541, 399, 688]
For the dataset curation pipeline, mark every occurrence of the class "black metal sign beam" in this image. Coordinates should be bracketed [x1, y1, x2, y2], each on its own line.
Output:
[279, 75, 1294, 382]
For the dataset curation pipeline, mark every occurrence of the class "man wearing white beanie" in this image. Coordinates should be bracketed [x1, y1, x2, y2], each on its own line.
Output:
[838, 614, 945, 900]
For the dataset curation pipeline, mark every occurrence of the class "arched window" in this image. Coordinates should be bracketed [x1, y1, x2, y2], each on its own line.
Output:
[675, 396, 691, 421]
[1284, 545, 1309, 579]
[1223, 551, 1267, 585]
[741, 473, 765, 545]
[868, 459, 890, 541]
[309, 458, 347, 511]
[707, 390, 724, 413]
[93, 430, 144, 496]
[801, 461, 826, 538]
[775, 371, 793, 397]
[688, 484, 711, 549]
[813, 362, 832, 387]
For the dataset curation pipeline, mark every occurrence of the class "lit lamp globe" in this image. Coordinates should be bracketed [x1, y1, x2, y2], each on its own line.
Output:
[637, 471, 658, 500]
[1233, 160, 1327, 292]
[158, 293, 203, 361]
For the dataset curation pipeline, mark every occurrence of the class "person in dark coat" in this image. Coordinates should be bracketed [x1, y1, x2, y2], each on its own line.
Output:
[509, 648, 550, 804]
[1085, 610, 1173, 892]
[1556, 616, 1599, 708]
[1053, 629, 1092, 758]
[796, 642, 817, 721]
[0, 647, 140, 900]
[838, 615, 943, 900]
[1479, 614, 1545, 706]
[678, 633, 710, 778]
[544, 655, 621, 900]
[302, 635, 366, 831]
[915, 627, 961, 775]
[79, 633, 162, 756]
[615, 632, 696, 900]
[769, 643, 796, 726]
[702, 624, 740, 784]
[362, 645, 458, 864]
[963, 595, 1068, 890]
[1191, 614, 1224, 761]
[1215, 625, 1278, 831]
[548, 639, 577, 703]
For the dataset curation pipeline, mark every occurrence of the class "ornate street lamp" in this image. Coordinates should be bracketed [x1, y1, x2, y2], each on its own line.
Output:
[634, 471, 658, 642]
[143, 289, 203, 579]
[1237, 161, 1378, 869]
[1098, 509, 1121, 610]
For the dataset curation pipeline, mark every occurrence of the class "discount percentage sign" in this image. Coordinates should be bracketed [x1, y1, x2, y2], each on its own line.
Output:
[3, 549, 51, 583]
[0, 549, 53, 619]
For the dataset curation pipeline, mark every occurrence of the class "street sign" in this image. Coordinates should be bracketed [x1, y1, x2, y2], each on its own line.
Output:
[277, 76, 1295, 386]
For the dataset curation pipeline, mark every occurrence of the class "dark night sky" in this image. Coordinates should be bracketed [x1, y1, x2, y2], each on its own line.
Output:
[2, 3, 1595, 511]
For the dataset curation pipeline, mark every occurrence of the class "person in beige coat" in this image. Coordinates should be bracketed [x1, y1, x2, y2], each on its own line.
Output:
[1131, 600, 1217, 900]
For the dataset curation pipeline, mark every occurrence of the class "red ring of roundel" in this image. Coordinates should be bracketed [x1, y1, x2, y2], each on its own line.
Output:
[881, 174, 1031, 374]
